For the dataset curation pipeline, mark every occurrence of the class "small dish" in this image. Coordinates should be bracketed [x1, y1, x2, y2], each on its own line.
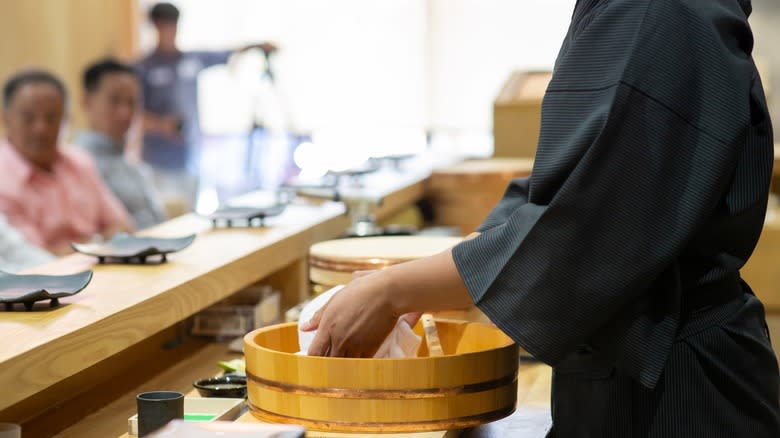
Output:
[207, 204, 286, 228]
[193, 375, 247, 398]
[0, 270, 93, 311]
[71, 233, 196, 264]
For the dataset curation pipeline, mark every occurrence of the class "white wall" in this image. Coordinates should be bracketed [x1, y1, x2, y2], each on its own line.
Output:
[427, 0, 573, 132]
[139, 0, 576, 146]
[139, 0, 780, 146]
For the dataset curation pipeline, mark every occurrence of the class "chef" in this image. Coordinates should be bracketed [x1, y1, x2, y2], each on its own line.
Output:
[303, 0, 780, 436]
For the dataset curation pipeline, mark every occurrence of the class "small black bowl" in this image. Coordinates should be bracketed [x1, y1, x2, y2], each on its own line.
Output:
[193, 375, 247, 398]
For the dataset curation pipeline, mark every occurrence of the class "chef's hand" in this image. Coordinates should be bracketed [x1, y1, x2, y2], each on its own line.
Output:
[301, 272, 399, 358]
[301, 247, 476, 358]
[350, 270, 422, 326]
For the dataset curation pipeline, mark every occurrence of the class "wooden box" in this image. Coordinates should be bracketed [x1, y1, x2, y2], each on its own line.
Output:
[493, 71, 551, 158]
[427, 158, 534, 234]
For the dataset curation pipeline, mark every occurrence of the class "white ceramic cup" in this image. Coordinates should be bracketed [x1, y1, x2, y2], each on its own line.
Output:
[0, 423, 20, 438]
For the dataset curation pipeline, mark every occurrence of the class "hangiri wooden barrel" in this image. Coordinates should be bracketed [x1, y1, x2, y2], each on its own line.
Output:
[428, 158, 534, 234]
[309, 236, 463, 289]
[244, 319, 519, 433]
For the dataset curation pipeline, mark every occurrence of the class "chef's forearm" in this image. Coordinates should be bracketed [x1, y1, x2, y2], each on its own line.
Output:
[381, 248, 475, 316]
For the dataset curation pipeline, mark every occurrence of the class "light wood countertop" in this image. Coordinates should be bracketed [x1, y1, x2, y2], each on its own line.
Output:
[0, 202, 348, 419]
[0, 167, 433, 436]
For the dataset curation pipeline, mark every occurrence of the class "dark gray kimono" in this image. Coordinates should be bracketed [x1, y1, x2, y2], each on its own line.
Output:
[453, 0, 780, 435]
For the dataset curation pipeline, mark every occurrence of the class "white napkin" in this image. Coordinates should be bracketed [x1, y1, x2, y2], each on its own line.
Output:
[298, 286, 421, 358]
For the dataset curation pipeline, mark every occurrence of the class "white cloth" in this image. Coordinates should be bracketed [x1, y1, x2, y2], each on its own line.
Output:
[298, 285, 421, 358]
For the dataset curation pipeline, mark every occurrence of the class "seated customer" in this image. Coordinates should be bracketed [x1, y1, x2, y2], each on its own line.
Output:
[0, 214, 54, 272]
[75, 59, 166, 229]
[0, 69, 132, 255]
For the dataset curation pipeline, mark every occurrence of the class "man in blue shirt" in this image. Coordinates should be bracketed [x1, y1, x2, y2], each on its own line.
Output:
[76, 59, 167, 229]
[137, 2, 275, 209]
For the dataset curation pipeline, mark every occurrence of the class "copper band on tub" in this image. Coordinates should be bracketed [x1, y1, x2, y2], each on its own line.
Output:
[247, 401, 517, 433]
[308, 255, 413, 273]
[247, 371, 517, 399]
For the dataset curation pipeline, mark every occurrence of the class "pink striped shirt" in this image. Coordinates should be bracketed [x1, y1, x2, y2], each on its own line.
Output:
[0, 140, 131, 253]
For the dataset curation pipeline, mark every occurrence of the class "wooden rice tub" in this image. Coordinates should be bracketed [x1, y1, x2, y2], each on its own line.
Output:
[308, 236, 463, 289]
[244, 320, 519, 433]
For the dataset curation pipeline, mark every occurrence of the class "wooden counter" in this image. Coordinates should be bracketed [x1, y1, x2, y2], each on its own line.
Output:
[0, 202, 347, 431]
[70, 339, 242, 438]
[72, 360, 549, 438]
[0, 167, 432, 437]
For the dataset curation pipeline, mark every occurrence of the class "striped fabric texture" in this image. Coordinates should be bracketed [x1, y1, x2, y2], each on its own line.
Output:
[453, 0, 780, 435]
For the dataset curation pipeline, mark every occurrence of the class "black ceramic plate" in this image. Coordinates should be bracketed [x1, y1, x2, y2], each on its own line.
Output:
[207, 203, 287, 228]
[0, 270, 93, 311]
[71, 233, 196, 264]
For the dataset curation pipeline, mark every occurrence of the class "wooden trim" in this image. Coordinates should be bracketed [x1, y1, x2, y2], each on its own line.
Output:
[309, 255, 409, 272]
[248, 402, 517, 433]
[246, 371, 517, 399]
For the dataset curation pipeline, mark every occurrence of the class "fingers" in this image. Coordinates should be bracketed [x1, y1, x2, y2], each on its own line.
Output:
[300, 308, 323, 332]
[307, 328, 331, 356]
[402, 312, 423, 327]
[301, 290, 338, 332]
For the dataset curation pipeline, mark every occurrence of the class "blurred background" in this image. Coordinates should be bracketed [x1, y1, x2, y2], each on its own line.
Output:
[0, 0, 777, 208]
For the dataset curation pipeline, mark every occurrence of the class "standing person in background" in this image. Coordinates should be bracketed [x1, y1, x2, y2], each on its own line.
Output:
[75, 59, 167, 230]
[137, 2, 276, 211]
[0, 69, 132, 255]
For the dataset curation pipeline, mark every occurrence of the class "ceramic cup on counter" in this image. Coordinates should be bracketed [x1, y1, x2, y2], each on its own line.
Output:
[136, 391, 184, 437]
[0, 423, 21, 438]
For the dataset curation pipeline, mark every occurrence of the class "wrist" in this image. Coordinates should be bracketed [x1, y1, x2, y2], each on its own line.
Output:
[377, 267, 410, 318]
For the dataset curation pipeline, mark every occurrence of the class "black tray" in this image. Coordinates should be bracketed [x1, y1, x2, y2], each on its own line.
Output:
[71, 233, 196, 264]
[207, 204, 287, 228]
[0, 270, 93, 311]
